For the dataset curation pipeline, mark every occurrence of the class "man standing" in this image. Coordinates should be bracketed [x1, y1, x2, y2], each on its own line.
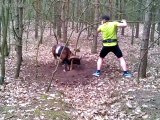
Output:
[93, 15, 132, 77]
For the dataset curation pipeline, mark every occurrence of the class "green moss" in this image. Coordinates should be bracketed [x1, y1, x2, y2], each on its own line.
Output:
[0, 106, 14, 114]
[47, 98, 73, 111]
[34, 108, 41, 116]
[46, 110, 71, 120]
[32, 94, 73, 119]
[40, 94, 48, 100]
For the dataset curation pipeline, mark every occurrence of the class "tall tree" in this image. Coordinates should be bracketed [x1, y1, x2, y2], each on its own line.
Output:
[0, 0, 10, 84]
[39, 0, 45, 44]
[135, 0, 143, 38]
[14, 0, 24, 78]
[56, 0, 62, 39]
[139, 0, 153, 78]
[35, 0, 41, 39]
[150, 2, 156, 46]
[91, 0, 99, 53]
[157, 8, 160, 45]
[75, 0, 80, 32]
[120, 0, 125, 35]
[61, 0, 70, 43]
[115, 0, 119, 20]
[108, 0, 113, 19]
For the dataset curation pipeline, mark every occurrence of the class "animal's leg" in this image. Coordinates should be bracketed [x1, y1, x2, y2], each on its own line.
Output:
[63, 61, 68, 72]
[54, 55, 58, 65]
[70, 59, 73, 70]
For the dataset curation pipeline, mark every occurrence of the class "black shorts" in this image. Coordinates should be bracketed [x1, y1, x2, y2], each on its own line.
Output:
[99, 45, 123, 58]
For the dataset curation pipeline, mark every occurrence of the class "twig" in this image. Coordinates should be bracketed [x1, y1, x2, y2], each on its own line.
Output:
[45, 38, 70, 92]
[46, 60, 60, 92]
[74, 22, 100, 55]
[5, 115, 15, 120]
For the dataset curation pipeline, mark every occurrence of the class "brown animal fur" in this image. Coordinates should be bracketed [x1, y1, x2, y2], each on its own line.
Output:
[52, 45, 81, 71]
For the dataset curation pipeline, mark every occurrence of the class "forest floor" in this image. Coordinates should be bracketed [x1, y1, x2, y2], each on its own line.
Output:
[1, 26, 160, 120]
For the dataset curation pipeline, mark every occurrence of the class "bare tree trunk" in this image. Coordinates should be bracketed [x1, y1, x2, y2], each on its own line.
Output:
[157, 9, 160, 45]
[0, 14, 2, 47]
[119, 0, 122, 19]
[38, 1, 45, 44]
[56, 0, 62, 39]
[120, 0, 125, 35]
[0, 0, 10, 84]
[91, 0, 99, 53]
[61, 0, 69, 43]
[0, 16, 2, 49]
[53, 1, 57, 29]
[108, 0, 113, 19]
[135, 0, 142, 38]
[131, 23, 135, 45]
[75, 0, 80, 33]
[150, 2, 156, 47]
[135, 23, 140, 38]
[115, 0, 119, 20]
[35, 0, 40, 39]
[71, 1, 75, 29]
[61, 0, 66, 42]
[150, 23, 155, 47]
[0, 4, 6, 85]
[15, 0, 23, 78]
[139, 0, 152, 78]
[39, 21, 46, 44]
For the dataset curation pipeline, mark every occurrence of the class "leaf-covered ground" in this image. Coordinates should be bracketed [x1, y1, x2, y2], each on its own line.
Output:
[1, 25, 160, 120]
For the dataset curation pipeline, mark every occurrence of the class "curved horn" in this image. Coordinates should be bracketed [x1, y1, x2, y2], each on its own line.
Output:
[69, 56, 78, 60]
[80, 55, 82, 60]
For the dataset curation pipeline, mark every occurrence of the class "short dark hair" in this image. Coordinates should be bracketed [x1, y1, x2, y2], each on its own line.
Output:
[101, 15, 110, 21]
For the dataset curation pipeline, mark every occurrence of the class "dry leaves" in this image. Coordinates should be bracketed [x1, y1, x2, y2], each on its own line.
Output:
[1, 25, 160, 119]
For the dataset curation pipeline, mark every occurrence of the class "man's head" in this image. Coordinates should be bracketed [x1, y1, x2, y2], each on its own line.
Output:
[101, 15, 110, 23]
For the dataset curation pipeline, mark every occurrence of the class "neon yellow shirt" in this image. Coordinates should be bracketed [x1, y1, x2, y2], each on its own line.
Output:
[98, 21, 119, 46]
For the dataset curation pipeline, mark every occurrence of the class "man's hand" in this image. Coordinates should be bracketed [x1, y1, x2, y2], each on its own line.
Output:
[101, 20, 104, 25]
[121, 19, 127, 23]
[117, 19, 127, 27]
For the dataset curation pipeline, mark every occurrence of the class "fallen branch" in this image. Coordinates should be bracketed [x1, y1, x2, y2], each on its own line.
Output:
[46, 60, 60, 92]
[45, 38, 70, 92]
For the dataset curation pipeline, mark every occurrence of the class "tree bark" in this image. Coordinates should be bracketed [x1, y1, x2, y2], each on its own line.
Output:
[39, 1, 45, 44]
[14, 0, 23, 78]
[75, 0, 80, 33]
[135, 0, 142, 38]
[156, 9, 160, 45]
[0, 0, 10, 84]
[91, 0, 99, 53]
[56, 0, 62, 39]
[108, 0, 113, 19]
[115, 0, 119, 20]
[61, 0, 68, 43]
[139, 0, 152, 78]
[35, 0, 40, 39]
[131, 23, 135, 45]
[120, 0, 125, 35]
[150, 23, 155, 47]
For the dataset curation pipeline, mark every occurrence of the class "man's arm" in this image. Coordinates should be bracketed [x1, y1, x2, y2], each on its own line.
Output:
[117, 19, 127, 27]
[97, 26, 101, 34]
[97, 20, 104, 33]
[97, 28, 101, 33]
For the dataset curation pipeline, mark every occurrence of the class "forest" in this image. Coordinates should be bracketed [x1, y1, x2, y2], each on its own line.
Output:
[0, 0, 160, 119]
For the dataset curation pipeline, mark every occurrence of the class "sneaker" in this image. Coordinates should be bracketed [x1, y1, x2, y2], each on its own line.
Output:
[123, 71, 132, 78]
[92, 71, 101, 77]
